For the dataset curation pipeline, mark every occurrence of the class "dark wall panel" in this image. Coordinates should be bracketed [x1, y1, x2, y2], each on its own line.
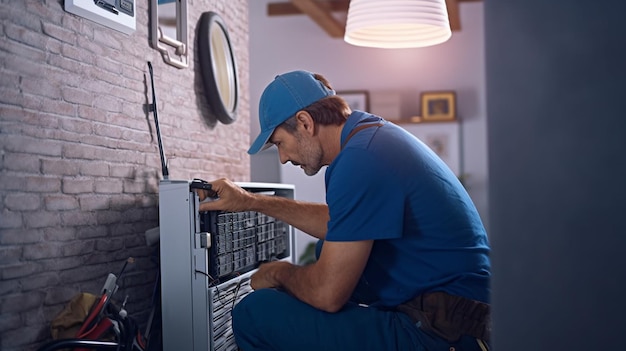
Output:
[485, 0, 626, 350]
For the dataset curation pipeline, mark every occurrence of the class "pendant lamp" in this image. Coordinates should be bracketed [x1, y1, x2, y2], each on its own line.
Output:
[344, 0, 452, 49]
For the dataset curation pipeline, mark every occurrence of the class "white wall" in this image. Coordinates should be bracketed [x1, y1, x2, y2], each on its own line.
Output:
[247, 0, 487, 259]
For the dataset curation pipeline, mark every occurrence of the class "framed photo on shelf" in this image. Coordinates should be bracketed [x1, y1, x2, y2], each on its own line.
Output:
[338, 90, 370, 112]
[420, 91, 456, 122]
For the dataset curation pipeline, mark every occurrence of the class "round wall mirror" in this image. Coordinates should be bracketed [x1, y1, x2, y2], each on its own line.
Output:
[198, 12, 239, 124]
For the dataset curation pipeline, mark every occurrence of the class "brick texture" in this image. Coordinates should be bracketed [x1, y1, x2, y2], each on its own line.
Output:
[0, 1, 250, 350]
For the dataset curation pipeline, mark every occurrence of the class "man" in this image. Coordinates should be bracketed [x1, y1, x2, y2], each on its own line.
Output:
[199, 70, 491, 351]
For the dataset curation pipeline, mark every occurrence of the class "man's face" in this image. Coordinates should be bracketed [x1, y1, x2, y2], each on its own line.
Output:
[270, 127, 324, 176]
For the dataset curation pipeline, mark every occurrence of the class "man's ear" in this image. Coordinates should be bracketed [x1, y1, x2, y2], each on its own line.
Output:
[296, 111, 316, 136]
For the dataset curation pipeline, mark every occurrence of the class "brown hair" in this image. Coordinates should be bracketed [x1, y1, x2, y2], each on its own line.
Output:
[280, 73, 351, 133]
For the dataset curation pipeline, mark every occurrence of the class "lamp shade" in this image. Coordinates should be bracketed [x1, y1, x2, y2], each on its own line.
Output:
[344, 0, 452, 49]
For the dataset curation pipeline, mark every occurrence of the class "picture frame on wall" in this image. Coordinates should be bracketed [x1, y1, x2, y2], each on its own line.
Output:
[402, 122, 461, 176]
[338, 90, 370, 112]
[420, 91, 456, 122]
[424, 133, 450, 159]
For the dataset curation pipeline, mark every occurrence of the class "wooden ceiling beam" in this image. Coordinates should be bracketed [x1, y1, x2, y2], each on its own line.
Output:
[446, 0, 461, 31]
[268, 0, 483, 35]
[268, 0, 482, 17]
[268, 0, 349, 16]
[287, 0, 345, 38]
[291, 0, 346, 38]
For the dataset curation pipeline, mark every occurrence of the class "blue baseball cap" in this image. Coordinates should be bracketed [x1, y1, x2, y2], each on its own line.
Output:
[248, 70, 335, 155]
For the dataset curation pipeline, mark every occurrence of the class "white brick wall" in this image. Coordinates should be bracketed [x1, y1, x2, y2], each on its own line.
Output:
[0, 1, 250, 350]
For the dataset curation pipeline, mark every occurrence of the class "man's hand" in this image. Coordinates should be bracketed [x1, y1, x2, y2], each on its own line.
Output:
[248, 240, 373, 313]
[250, 261, 293, 290]
[197, 178, 255, 212]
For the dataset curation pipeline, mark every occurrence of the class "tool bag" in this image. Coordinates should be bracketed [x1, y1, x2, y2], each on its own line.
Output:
[396, 291, 491, 343]
[50, 293, 110, 340]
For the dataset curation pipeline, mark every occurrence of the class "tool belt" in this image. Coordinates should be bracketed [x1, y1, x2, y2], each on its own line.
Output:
[396, 291, 491, 343]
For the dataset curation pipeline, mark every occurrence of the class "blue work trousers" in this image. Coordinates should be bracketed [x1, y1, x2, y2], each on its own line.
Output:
[231, 288, 484, 351]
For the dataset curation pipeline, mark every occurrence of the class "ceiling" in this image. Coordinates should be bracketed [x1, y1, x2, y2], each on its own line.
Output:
[267, 0, 483, 38]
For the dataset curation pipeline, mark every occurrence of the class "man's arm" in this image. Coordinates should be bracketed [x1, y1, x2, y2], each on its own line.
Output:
[251, 239, 373, 313]
[197, 178, 329, 239]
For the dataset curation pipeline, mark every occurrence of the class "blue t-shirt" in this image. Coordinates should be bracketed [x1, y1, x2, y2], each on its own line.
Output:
[324, 111, 491, 307]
